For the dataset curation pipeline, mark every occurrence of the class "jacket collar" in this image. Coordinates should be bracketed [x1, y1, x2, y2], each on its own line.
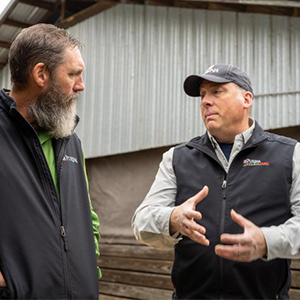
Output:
[0, 89, 16, 112]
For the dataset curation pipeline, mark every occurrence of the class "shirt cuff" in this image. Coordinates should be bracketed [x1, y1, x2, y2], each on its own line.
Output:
[260, 226, 281, 261]
[156, 206, 182, 244]
[156, 206, 174, 235]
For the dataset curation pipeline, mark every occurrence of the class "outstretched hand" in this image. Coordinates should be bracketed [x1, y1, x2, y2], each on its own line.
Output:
[215, 209, 267, 262]
[169, 186, 210, 246]
[0, 271, 6, 287]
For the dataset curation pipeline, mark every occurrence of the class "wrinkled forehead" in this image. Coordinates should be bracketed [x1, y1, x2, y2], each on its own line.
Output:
[61, 47, 85, 69]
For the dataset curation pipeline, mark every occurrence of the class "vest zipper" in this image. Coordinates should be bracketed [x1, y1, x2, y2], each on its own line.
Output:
[220, 173, 227, 300]
[186, 133, 276, 298]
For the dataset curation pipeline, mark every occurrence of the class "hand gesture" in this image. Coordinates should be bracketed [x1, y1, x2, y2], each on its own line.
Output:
[215, 209, 267, 262]
[169, 186, 209, 246]
[0, 271, 6, 287]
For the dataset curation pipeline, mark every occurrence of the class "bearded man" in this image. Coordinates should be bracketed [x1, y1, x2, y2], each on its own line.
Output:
[0, 24, 100, 299]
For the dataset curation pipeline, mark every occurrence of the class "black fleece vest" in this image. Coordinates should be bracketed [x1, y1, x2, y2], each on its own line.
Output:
[172, 124, 296, 299]
[0, 90, 98, 299]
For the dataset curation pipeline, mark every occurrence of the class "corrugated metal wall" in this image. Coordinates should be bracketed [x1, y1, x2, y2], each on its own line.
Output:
[0, 64, 10, 89]
[1, 4, 300, 158]
[68, 4, 300, 158]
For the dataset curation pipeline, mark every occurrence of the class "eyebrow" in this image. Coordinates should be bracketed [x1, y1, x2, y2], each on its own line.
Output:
[70, 66, 84, 74]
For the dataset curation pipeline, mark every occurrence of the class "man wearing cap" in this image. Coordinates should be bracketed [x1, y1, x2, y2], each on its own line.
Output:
[132, 64, 300, 299]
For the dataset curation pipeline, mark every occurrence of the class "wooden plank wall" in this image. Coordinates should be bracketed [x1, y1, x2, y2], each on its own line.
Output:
[98, 241, 300, 299]
[98, 242, 173, 299]
[291, 260, 300, 299]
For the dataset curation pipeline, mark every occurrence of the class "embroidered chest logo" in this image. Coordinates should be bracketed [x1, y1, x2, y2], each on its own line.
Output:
[63, 155, 78, 164]
[243, 158, 270, 167]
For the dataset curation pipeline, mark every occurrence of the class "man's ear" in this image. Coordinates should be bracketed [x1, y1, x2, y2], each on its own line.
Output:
[31, 63, 49, 88]
[243, 91, 253, 109]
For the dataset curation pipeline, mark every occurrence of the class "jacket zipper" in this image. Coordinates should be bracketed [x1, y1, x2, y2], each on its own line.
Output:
[56, 139, 73, 299]
[9, 107, 72, 299]
[31, 134, 71, 299]
[60, 226, 68, 251]
[58, 162, 69, 252]
[220, 173, 227, 300]
[29, 136, 70, 299]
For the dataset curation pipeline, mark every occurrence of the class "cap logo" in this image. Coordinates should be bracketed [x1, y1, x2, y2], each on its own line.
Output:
[204, 65, 219, 75]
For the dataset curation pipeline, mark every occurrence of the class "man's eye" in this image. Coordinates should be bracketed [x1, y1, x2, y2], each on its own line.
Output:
[70, 72, 80, 77]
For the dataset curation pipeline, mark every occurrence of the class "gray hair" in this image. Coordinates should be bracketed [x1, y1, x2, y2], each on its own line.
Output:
[9, 23, 82, 91]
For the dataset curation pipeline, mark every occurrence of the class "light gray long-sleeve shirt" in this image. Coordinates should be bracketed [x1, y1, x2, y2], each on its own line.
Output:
[132, 120, 300, 260]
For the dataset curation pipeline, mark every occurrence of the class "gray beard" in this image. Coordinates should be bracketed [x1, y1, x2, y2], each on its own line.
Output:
[28, 81, 78, 139]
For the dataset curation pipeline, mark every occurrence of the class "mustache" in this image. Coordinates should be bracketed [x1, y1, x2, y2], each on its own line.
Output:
[67, 92, 79, 103]
[46, 90, 78, 107]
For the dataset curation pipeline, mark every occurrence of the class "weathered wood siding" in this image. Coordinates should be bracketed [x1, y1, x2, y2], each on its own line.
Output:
[98, 240, 300, 299]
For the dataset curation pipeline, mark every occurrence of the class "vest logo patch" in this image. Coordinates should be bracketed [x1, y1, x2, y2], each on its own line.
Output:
[63, 155, 78, 164]
[243, 158, 270, 167]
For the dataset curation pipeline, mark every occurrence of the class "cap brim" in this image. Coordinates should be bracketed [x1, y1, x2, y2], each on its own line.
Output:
[183, 75, 231, 97]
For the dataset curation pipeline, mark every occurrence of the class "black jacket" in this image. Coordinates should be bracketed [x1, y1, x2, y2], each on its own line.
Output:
[0, 89, 99, 299]
[172, 123, 296, 299]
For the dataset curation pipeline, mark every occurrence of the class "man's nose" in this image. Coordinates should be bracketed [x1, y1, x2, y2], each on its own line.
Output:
[74, 76, 85, 92]
[201, 94, 213, 106]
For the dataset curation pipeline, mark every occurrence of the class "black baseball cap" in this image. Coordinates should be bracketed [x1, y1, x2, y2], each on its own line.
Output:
[183, 64, 253, 97]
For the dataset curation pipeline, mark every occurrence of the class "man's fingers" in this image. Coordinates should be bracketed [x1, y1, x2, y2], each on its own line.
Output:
[181, 222, 209, 246]
[215, 244, 248, 261]
[215, 245, 253, 262]
[196, 235, 210, 246]
[185, 210, 202, 220]
[184, 227, 210, 246]
[230, 209, 253, 229]
[191, 186, 209, 205]
[171, 186, 208, 242]
[182, 218, 206, 235]
[220, 233, 251, 245]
